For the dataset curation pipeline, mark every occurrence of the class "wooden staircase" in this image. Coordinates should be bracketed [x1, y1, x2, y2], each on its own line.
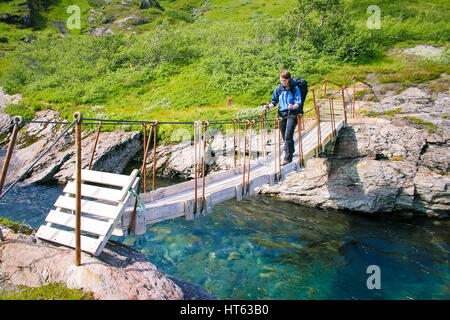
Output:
[36, 169, 139, 256]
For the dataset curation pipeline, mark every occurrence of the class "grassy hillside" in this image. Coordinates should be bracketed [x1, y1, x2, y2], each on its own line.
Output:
[0, 0, 449, 141]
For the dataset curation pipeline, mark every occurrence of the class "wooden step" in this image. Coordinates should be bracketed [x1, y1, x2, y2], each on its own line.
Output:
[72, 170, 132, 188]
[64, 182, 122, 202]
[45, 210, 112, 236]
[117, 169, 139, 202]
[36, 225, 101, 255]
[54, 195, 119, 220]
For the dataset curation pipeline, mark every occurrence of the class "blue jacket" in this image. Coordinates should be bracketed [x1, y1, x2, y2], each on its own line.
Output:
[270, 83, 302, 111]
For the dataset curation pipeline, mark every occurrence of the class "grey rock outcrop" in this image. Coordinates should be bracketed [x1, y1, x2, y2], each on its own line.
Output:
[139, 0, 164, 11]
[257, 116, 449, 217]
[363, 82, 450, 139]
[257, 83, 449, 218]
[0, 86, 21, 132]
[0, 225, 214, 299]
[0, 92, 142, 185]
[91, 26, 113, 37]
[3, 111, 142, 185]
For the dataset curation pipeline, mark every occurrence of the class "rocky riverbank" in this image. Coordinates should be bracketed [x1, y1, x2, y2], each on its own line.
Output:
[0, 77, 448, 299]
[1, 79, 449, 217]
[0, 223, 215, 299]
[0, 92, 143, 186]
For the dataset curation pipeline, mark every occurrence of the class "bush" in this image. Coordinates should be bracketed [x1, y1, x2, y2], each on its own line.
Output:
[3, 103, 35, 120]
[164, 9, 195, 23]
[275, 1, 380, 63]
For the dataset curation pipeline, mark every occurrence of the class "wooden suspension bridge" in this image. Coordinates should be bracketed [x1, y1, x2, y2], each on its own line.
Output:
[0, 77, 370, 264]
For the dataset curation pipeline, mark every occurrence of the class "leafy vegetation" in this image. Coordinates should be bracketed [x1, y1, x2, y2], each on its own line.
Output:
[0, 0, 448, 142]
[3, 103, 36, 120]
[0, 217, 34, 235]
[0, 283, 95, 300]
[404, 116, 438, 133]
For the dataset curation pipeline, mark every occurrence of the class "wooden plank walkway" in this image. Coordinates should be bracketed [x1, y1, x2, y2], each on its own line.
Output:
[117, 117, 346, 235]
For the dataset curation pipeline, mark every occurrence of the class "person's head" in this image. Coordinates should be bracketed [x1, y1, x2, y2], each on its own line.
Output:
[279, 69, 291, 88]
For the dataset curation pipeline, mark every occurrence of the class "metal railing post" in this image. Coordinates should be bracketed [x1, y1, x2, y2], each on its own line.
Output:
[341, 86, 347, 126]
[201, 120, 209, 213]
[0, 116, 23, 196]
[247, 120, 255, 193]
[141, 123, 147, 191]
[328, 97, 335, 140]
[297, 114, 304, 168]
[237, 117, 241, 168]
[277, 117, 282, 180]
[242, 120, 249, 195]
[232, 118, 236, 168]
[74, 112, 83, 266]
[152, 120, 158, 192]
[193, 120, 200, 214]
[88, 121, 102, 170]
[273, 119, 278, 181]
[311, 89, 322, 156]
[352, 76, 356, 118]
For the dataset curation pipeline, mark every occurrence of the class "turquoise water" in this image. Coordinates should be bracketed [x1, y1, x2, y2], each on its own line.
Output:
[1, 184, 449, 300]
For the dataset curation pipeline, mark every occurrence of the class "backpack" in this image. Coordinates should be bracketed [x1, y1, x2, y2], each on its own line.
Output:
[278, 77, 308, 111]
[290, 77, 308, 109]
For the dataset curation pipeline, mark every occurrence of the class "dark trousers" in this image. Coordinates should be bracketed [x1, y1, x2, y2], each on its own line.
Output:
[278, 110, 299, 162]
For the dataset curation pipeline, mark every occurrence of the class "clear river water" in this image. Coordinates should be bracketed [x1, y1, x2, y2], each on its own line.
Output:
[0, 182, 448, 300]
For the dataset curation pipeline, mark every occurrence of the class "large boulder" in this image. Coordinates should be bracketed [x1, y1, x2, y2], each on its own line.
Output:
[139, 0, 164, 11]
[257, 116, 449, 218]
[0, 225, 214, 299]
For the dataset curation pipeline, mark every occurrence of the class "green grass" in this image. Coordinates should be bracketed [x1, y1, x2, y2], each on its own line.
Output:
[199, 0, 297, 22]
[0, 283, 95, 300]
[358, 107, 403, 119]
[344, 0, 450, 46]
[404, 116, 438, 133]
[0, 217, 34, 235]
[0, 0, 449, 142]
[384, 108, 402, 117]
[3, 103, 36, 120]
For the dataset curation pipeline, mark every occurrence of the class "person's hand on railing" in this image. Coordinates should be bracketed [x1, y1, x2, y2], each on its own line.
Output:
[264, 103, 274, 111]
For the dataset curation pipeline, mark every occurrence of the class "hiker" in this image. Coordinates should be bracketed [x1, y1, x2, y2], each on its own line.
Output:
[265, 69, 303, 165]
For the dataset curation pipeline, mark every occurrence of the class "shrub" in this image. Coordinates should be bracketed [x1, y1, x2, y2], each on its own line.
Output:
[3, 103, 35, 120]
